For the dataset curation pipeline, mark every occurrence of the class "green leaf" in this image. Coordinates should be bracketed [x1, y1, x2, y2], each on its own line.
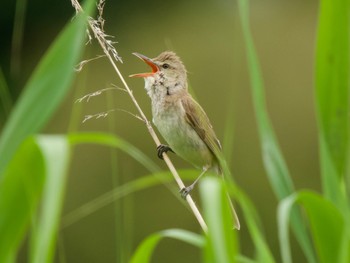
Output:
[62, 169, 199, 228]
[315, 0, 350, 181]
[236, 255, 260, 263]
[237, 1, 316, 262]
[199, 177, 237, 263]
[0, 138, 45, 263]
[130, 229, 204, 263]
[237, 0, 293, 209]
[62, 171, 172, 227]
[0, 67, 12, 118]
[228, 185, 275, 263]
[0, 0, 95, 177]
[278, 191, 349, 263]
[29, 136, 71, 263]
[68, 132, 160, 173]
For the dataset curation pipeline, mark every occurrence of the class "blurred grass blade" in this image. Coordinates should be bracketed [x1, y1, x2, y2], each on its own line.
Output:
[0, 0, 95, 177]
[218, 156, 275, 262]
[236, 256, 259, 263]
[237, 0, 293, 212]
[0, 67, 12, 118]
[278, 191, 349, 263]
[62, 172, 173, 228]
[237, 1, 316, 262]
[10, 0, 27, 80]
[65, 133, 199, 228]
[315, 0, 350, 198]
[223, 102, 235, 165]
[30, 136, 70, 263]
[199, 177, 237, 263]
[62, 169, 199, 228]
[130, 229, 204, 263]
[0, 138, 45, 263]
[227, 185, 275, 263]
[68, 132, 160, 173]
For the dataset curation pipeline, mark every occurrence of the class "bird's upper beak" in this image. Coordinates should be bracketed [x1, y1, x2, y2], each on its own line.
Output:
[129, 52, 159, 78]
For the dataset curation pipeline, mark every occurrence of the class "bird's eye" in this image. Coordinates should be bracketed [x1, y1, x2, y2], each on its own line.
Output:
[162, 63, 170, 69]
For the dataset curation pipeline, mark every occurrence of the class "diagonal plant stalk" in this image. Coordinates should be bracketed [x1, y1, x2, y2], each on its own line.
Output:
[71, 0, 207, 232]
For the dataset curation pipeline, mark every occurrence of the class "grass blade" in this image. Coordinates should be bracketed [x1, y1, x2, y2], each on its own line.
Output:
[228, 185, 275, 263]
[237, 1, 316, 262]
[130, 229, 204, 263]
[29, 136, 70, 263]
[68, 132, 160, 173]
[62, 172, 173, 228]
[315, 0, 350, 200]
[0, 138, 45, 263]
[278, 191, 349, 263]
[0, 67, 12, 118]
[10, 0, 27, 80]
[199, 177, 237, 263]
[0, 0, 95, 176]
[62, 169, 198, 228]
[237, 0, 293, 210]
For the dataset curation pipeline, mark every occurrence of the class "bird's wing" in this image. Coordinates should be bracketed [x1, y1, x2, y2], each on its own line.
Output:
[182, 96, 239, 228]
[181, 95, 222, 160]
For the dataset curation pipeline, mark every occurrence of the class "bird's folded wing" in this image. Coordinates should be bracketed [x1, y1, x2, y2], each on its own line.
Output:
[181, 96, 222, 160]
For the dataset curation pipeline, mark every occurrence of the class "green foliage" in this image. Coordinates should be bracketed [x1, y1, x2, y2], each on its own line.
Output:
[315, 0, 350, 206]
[0, 138, 45, 263]
[1, 0, 349, 262]
[0, 67, 12, 118]
[315, 0, 350, 181]
[0, 0, 95, 176]
[0, 0, 95, 261]
[237, 0, 316, 262]
[130, 177, 239, 263]
[278, 191, 349, 263]
[61, 169, 200, 228]
[29, 136, 71, 263]
[229, 185, 275, 263]
[130, 229, 204, 263]
[68, 132, 160, 173]
[200, 177, 237, 263]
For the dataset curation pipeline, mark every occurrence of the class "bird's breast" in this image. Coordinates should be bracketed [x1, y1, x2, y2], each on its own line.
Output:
[152, 100, 214, 169]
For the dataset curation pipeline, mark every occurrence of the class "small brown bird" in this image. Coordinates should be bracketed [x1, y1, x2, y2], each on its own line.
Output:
[130, 51, 240, 229]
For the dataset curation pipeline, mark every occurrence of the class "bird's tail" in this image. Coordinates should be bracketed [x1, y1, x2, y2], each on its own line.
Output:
[215, 164, 240, 230]
[226, 192, 240, 230]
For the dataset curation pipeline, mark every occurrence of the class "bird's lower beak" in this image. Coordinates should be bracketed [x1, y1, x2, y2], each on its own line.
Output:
[129, 52, 159, 78]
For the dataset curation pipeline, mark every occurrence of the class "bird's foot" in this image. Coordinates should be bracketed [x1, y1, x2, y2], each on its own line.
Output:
[157, 144, 174, 160]
[180, 185, 194, 199]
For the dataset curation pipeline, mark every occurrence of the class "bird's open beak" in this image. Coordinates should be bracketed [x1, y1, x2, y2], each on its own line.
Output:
[129, 53, 159, 78]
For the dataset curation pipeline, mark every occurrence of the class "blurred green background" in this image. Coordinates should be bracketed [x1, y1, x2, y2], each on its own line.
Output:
[1, 0, 320, 262]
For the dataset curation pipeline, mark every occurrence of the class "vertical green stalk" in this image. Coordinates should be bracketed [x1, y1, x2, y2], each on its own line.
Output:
[237, 0, 316, 262]
[223, 97, 235, 167]
[30, 136, 71, 263]
[106, 87, 125, 263]
[11, 0, 27, 82]
[0, 68, 13, 118]
[315, 0, 350, 205]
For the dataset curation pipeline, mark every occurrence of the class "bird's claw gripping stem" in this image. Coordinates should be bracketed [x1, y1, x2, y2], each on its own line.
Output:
[157, 144, 174, 160]
[180, 185, 194, 199]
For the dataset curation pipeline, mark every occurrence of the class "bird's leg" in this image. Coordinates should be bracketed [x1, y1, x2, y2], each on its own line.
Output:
[180, 166, 209, 199]
[157, 144, 175, 160]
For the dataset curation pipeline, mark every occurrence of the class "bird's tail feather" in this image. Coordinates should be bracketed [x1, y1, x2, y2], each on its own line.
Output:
[226, 192, 240, 230]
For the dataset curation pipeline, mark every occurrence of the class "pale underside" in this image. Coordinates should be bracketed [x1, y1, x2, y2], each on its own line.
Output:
[152, 95, 220, 172]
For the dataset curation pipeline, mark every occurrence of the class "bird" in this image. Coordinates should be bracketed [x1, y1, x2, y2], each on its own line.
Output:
[130, 51, 240, 229]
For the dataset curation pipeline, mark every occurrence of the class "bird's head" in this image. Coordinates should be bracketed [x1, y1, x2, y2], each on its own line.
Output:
[130, 51, 188, 96]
